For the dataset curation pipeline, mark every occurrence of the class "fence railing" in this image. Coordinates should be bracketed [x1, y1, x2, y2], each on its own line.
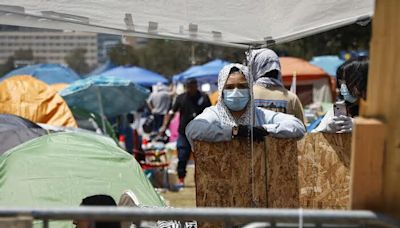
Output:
[0, 207, 399, 228]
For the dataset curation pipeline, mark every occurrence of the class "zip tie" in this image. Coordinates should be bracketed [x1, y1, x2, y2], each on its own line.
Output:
[299, 207, 303, 228]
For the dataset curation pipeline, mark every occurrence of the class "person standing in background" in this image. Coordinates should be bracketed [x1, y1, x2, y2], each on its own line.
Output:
[247, 48, 305, 123]
[147, 82, 173, 132]
[159, 78, 211, 188]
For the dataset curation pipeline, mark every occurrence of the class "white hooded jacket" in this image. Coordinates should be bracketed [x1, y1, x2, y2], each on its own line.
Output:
[185, 64, 305, 146]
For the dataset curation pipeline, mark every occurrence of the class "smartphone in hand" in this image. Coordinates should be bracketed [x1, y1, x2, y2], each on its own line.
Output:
[334, 101, 348, 117]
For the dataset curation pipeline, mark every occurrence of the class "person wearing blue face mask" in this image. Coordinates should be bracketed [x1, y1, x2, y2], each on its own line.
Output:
[313, 59, 368, 133]
[185, 64, 306, 146]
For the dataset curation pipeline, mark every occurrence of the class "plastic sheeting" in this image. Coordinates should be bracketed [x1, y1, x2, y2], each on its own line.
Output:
[0, 1, 374, 47]
[0, 75, 77, 127]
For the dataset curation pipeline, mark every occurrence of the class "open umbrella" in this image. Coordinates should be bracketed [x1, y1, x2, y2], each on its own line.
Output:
[101, 66, 168, 87]
[60, 75, 149, 132]
[2, 64, 81, 84]
[0, 131, 165, 227]
[0, 114, 48, 155]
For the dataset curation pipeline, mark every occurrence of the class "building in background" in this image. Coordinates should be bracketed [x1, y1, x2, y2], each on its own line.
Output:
[0, 31, 98, 66]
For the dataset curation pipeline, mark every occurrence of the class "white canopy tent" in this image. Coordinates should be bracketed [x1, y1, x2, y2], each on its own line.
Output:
[0, 0, 374, 48]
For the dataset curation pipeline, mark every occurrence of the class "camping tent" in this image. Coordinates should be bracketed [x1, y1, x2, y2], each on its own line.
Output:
[173, 59, 230, 83]
[2, 64, 81, 84]
[101, 66, 168, 88]
[0, 75, 77, 127]
[310, 55, 345, 77]
[0, 114, 47, 155]
[280, 57, 333, 105]
[0, 1, 374, 47]
[0, 131, 165, 227]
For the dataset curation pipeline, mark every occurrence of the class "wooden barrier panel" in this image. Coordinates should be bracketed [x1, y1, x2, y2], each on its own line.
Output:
[193, 139, 267, 208]
[193, 133, 352, 210]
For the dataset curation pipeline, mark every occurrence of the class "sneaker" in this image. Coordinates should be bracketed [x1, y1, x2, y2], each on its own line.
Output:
[171, 178, 184, 191]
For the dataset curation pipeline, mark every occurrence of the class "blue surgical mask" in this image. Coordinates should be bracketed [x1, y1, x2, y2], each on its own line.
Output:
[223, 88, 250, 111]
[340, 83, 357, 103]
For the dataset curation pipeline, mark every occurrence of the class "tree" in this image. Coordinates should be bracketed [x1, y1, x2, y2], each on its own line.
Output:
[108, 43, 140, 66]
[0, 49, 34, 77]
[65, 48, 89, 74]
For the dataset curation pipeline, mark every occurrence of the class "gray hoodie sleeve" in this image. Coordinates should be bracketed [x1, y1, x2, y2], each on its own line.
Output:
[185, 107, 232, 147]
[257, 108, 306, 138]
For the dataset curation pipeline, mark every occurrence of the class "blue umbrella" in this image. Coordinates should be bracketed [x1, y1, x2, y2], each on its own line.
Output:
[60, 75, 149, 131]
[101, 66, 168, 87]
[2, 64, 81, 84]
[309, 56, 344, 77]
[85, 60, 116, 77]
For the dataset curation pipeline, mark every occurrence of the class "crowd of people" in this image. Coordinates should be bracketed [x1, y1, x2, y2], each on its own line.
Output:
[137, 48, 369, 189]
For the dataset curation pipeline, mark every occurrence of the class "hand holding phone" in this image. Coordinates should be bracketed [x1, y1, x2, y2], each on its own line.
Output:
[333, 101, 348, 117]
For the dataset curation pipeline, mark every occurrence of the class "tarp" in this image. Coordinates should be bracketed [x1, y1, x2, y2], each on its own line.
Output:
[309, 55, 345, 77]
[0, 131, 165, 227]
[60, 75, 149, 117]
[2, 64, 81, 84]
[0, 75, 77, 127]
[0, 1, 374, 47]
[101, 66, 168, 87]
[279, 57, 333, 104]
[0, 114, 47, 155]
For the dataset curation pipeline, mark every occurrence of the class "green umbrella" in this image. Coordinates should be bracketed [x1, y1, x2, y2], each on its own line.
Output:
[0, 131, 165, 227]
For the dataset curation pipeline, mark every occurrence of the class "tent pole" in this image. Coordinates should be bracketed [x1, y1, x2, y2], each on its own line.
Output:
[96, 87, 107, 134]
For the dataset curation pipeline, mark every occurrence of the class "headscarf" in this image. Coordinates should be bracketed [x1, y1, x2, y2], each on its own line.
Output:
[216, 63, 254, 127]
[246, 48, 284, 88]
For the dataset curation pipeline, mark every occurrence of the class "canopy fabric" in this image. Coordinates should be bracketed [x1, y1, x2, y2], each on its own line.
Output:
[0, 1, 374, 47]
[0, 75, 78, 127]
[310, 55, 345, 77]
[60, 75, 150, 117]
[86, 60, 116, 77]
[173, 59, 230, 83]
[2, 64, 81, 84]
[0, 131, 165, 212]
[0, 114, 47, 155]
[101, 66, 168, 87]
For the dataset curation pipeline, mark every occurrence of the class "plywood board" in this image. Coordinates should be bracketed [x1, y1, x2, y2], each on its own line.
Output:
[194, 139, 267, 208]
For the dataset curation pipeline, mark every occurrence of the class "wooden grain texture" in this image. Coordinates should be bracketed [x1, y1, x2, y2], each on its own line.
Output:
[361, 0, 400, 218]
[193, 132, 352, 216]
[194, 139, 267, 208]
[350, 118, 385, 211]
[266, 137, 299, 208]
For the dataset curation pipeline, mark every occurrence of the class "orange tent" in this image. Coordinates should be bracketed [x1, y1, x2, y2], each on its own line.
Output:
[279, 57, 334, 105]
[0, 75, 77, 127]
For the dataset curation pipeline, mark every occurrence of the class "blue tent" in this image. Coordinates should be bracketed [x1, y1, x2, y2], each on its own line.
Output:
[2, 64, 81, 84]
[172, 59, 230, 83]
[172, 65, 202, 83]
[101, 66, 168, 87]
[309, 56, 344, 77]
[85, 60, 116, 77]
